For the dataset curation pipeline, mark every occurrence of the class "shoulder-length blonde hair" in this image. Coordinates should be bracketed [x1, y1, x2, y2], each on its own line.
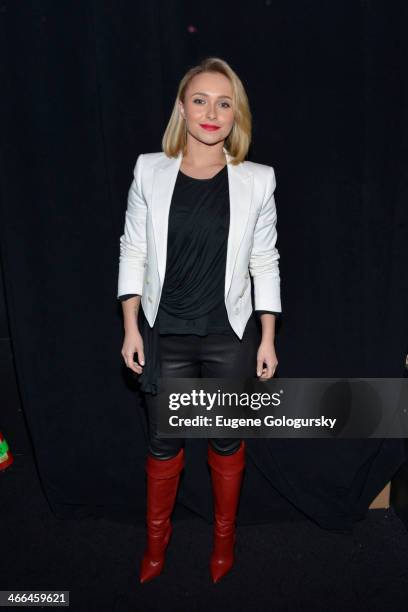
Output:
[162, 57, 252, 165]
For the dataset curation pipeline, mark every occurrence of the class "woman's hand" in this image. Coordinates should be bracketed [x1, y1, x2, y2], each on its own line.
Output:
[256, 340, 278, 380]
[121, 328, 145, 375]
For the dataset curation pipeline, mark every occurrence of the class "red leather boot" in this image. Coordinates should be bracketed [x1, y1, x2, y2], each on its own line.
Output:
[139, 448, 185, 583]
[207, 440, 246, 583]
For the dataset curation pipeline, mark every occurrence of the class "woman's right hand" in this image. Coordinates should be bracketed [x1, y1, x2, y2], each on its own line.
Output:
[121, 328, 145, 375]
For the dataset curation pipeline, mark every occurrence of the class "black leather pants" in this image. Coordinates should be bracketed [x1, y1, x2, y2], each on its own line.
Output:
[144, 314, 260, 460]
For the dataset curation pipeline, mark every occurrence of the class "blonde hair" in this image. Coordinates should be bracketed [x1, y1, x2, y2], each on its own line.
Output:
[162, 57, 252, 165]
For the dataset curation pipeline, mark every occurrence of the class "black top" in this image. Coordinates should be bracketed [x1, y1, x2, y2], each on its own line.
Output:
[119, 164, 281, 393]
[158, 164, 233, 334]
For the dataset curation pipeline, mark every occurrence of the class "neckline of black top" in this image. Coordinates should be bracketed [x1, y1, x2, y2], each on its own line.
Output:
[178, 164, 227, 181]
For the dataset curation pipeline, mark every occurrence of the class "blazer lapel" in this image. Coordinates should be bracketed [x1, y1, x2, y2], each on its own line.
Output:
[150, 153, 183, 286]
[224, 154, 253, 298]
[150, 147, 254, 297]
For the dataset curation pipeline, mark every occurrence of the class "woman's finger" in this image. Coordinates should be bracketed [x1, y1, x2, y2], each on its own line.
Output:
[137, 350, 145, 366]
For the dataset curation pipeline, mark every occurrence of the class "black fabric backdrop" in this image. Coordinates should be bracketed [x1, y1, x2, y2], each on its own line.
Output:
[0, 1, 407, 531]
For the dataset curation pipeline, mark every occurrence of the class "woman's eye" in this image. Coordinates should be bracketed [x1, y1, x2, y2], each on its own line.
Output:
[192, 99, 231, 108]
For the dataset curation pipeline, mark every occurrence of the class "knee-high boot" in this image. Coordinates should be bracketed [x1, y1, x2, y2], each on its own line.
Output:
[207, 440, 246, 583]
[139, 448, 185, 583]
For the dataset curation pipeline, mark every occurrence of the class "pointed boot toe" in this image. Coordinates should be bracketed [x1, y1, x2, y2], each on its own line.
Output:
[210, 531, 236, 583]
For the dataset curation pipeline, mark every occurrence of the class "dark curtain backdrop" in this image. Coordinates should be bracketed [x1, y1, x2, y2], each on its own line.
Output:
[0, 0, 407, 530]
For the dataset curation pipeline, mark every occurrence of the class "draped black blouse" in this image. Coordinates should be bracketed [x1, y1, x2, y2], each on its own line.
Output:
[119, 164, 280, 393]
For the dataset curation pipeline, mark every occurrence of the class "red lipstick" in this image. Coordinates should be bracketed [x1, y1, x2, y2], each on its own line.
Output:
[200, 124, 220, 131]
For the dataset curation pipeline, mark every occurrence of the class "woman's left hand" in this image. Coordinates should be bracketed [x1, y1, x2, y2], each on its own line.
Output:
[256, 340, 278, 379]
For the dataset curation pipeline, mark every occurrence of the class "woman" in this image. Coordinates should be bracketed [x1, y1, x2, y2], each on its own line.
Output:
[117, 57, 282, 584]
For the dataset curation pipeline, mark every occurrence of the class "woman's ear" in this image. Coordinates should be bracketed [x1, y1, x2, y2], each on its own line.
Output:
[178, 100, 185, 120]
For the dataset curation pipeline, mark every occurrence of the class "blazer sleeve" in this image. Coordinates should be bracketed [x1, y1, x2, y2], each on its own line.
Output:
[249, 166, 282, 313]
[117, 154, 147, 298]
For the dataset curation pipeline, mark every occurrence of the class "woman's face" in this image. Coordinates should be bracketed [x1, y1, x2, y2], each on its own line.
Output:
[179, 71, 235, 149]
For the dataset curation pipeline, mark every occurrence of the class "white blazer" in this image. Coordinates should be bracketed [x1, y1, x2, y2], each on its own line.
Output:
[117, 147, 282, 339]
